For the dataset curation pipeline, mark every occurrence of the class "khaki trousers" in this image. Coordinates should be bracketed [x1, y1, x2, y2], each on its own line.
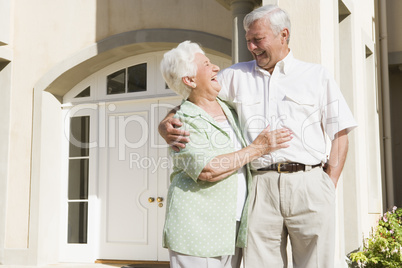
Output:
[244, 167, 336, 268]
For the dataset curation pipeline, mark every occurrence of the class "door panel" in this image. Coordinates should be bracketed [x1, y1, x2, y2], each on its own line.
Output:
[107, 111, 149, 243]
[99, 100, 158, 260]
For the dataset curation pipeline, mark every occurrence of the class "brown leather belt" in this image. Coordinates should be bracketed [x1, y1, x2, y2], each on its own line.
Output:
[257, 162, 322, 173]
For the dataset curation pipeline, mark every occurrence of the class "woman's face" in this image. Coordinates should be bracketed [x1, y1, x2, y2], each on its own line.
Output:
[193, 53, 221, 95]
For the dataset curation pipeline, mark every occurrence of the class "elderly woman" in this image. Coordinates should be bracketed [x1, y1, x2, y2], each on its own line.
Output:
[160, 41, 292, 268]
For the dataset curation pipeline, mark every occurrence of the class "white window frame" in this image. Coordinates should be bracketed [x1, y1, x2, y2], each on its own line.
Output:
[59, 104, 99, 262]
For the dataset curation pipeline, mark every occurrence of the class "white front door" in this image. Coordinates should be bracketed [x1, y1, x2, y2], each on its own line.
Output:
[98, 97, 180, 261]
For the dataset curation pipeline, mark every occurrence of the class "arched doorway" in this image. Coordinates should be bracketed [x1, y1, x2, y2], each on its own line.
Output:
[58, 52, 231, 262]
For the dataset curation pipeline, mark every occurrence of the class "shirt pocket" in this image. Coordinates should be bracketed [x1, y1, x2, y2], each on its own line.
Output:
[233, 94, 261, 106]
[233, 95, 264, 133]
[282, 93, 319, 124]
[284, 93, 315, 107]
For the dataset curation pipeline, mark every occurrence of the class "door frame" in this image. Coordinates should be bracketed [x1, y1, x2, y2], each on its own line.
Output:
[59, 103, 100, 262]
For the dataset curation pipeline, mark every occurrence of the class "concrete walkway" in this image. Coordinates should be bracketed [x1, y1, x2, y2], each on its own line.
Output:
[0, 264, 118, 268]
[1, 262, 169, 268]
[1, 264, 119, 268]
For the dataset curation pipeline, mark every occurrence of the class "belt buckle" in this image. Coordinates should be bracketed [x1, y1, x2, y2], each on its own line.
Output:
[277, 163, 289, 173]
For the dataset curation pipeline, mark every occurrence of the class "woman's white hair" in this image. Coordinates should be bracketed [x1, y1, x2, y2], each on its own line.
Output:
[160, 41, 205, 99]
[243, 5, 291, 44]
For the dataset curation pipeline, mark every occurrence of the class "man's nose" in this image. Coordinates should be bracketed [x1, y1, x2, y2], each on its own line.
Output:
[247, 42, 257, 51]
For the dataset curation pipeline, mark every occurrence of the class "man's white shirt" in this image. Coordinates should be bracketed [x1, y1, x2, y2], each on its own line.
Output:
[218, 51, 357, 170]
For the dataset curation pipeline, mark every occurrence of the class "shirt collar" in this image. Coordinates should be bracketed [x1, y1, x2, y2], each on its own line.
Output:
[179, 98, 235, 134]
[179, 98, 228, 120]
[178, 99, 205, 117]
[179, 98, 247, 147]
[254, 50, 294, 75]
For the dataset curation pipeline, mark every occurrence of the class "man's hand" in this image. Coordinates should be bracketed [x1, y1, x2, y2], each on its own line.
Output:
[325, 129, 349, 188]
[250, 125, 293, 155]
[158, 116, 190, 152]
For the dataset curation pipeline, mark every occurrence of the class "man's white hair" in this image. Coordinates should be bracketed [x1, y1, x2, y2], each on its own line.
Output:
[244, 5, 291, 44]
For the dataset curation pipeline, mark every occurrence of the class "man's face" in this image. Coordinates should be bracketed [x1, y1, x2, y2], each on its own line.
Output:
[245, 18, 287, 73]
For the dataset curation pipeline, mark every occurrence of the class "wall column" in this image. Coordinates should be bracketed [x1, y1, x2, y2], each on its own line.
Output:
[230, 0, 257, 63]
[0, 60, 12, 264]
[0, 0, 12, 263]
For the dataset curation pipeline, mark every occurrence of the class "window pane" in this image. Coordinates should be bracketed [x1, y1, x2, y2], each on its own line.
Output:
[107, 69, 126, 95]
[127, 63, 147, 93]
[69, 116, 90, 157]
[74, 87, 90, 98]
[68, 202, 88, 244]
[68, 159, 89, 200]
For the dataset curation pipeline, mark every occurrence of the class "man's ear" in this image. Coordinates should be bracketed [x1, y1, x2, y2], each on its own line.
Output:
[281, 28, 290, 43]
[182, 77, 196, 88]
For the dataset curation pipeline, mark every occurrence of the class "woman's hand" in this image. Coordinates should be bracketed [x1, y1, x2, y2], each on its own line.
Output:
[198, 125, 292, 182]
[250, 125, 293, 156]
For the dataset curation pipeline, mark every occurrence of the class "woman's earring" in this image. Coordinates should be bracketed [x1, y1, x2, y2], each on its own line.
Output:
[192, 82, 197, 88]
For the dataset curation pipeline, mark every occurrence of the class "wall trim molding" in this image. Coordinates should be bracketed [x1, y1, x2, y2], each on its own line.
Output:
[34, 28, 231, 99]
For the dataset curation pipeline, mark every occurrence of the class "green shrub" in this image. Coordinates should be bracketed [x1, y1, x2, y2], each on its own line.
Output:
[348, 206, 402, 268]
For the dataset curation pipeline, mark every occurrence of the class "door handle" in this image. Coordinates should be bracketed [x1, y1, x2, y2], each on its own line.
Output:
[148, 197, 164, 205]
[157, 197, 164, 207]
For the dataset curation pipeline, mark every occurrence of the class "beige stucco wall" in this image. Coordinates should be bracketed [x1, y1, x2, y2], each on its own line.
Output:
[359, 0, 375, 42]
[0, 0, 11, 45]
[338, 0, 383, 254]
[96, 0, 232, 41]
[37, 92, 63, 264]
[284, 0, 322, 64]
[262, 0, 322, 64]
[0, 61, 12, 263]
[6, 0, 97, 250]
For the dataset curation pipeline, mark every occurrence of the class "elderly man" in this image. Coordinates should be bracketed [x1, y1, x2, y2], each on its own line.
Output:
[159, 5, 357, 268]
